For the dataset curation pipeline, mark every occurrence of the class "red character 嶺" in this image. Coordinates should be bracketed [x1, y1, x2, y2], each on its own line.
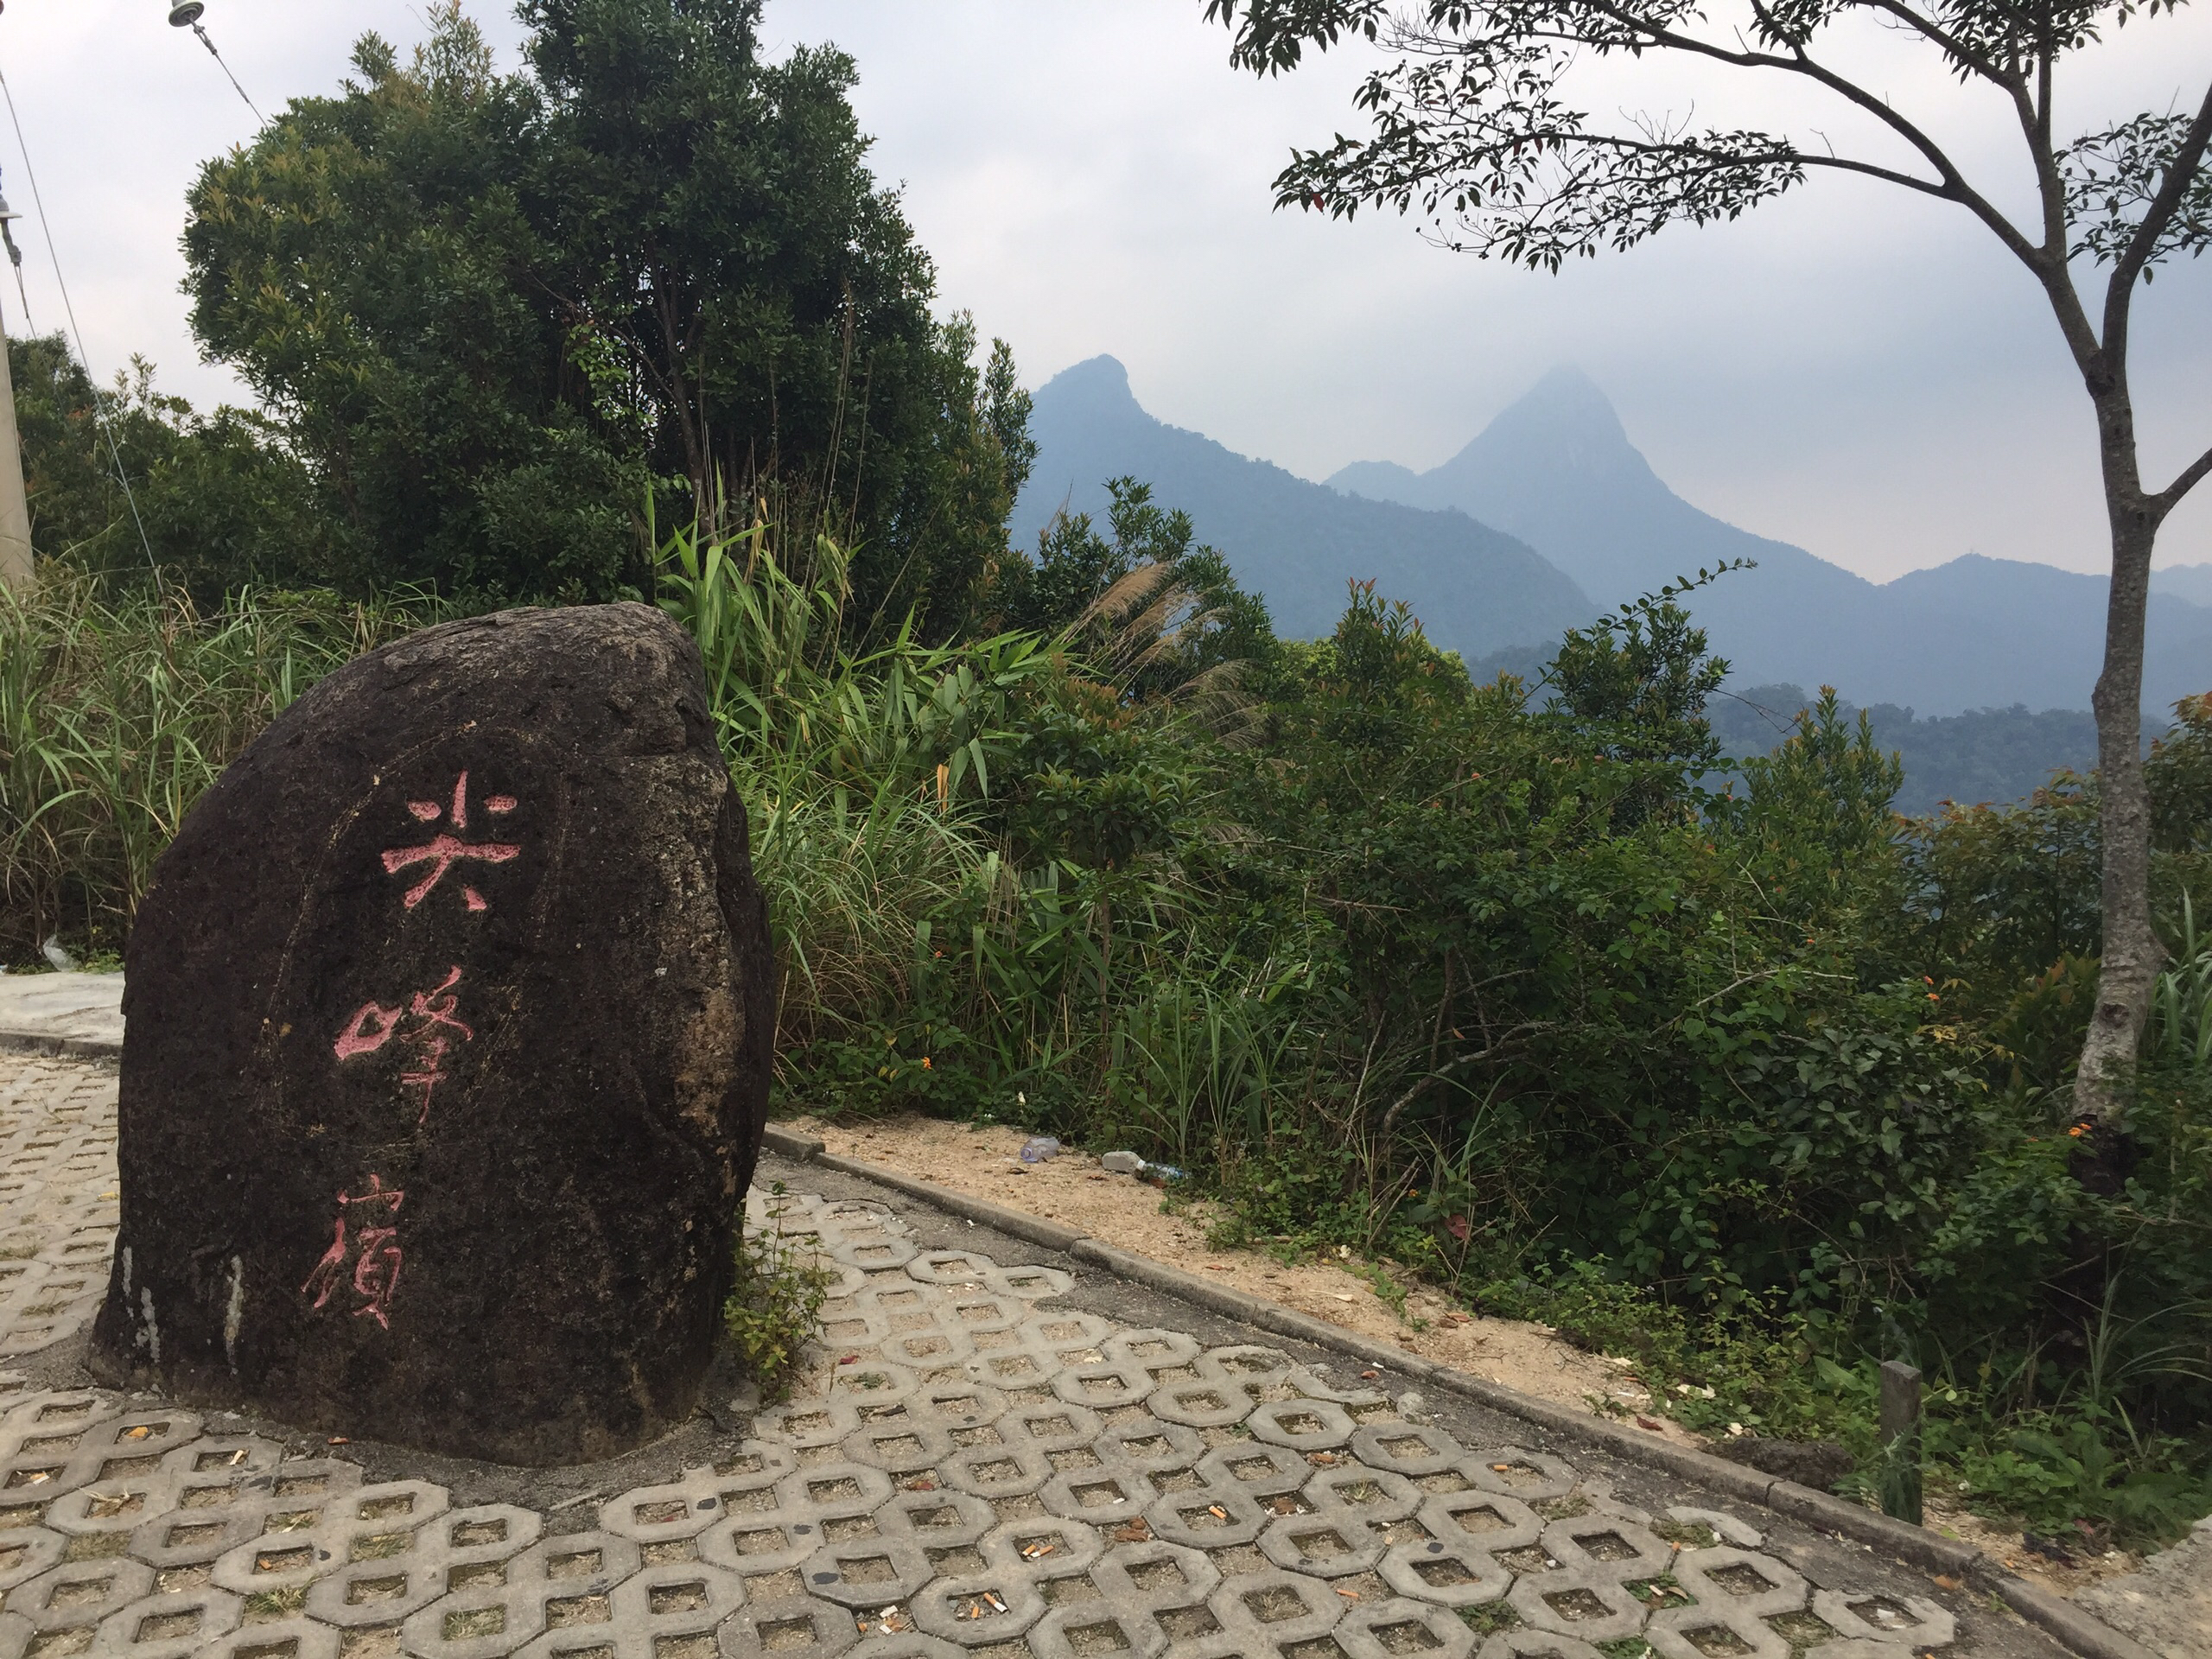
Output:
[302, 1174, 404, 1330]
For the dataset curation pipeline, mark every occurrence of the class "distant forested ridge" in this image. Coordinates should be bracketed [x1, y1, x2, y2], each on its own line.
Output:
[1707, 686, 2167, 816]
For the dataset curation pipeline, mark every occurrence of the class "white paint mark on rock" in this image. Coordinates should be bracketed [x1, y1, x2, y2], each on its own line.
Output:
[224, 1255, 245, 1370]
[137, 1287, 160, 1364]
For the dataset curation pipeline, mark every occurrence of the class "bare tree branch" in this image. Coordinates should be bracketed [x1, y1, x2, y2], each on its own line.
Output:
[2157, 439, 2212, 516]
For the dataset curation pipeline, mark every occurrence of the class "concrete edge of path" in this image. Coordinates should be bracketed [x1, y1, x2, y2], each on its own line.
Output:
[761, 1122, 2166, 1659]
[0, 1027, 122, 1063]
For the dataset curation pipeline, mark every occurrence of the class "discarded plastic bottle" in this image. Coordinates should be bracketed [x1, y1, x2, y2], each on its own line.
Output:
[1142, 1163, 1188, 1186]
[1018, 1135, 1061, 1164]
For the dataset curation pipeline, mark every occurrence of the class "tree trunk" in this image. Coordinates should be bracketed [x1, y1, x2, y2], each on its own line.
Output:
[2073, 405, 2165, 1124]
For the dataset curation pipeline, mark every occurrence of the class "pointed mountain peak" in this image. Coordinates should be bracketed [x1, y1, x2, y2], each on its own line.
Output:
[1037, 354, 1138, 410]
[1478, 365, 1633, 456]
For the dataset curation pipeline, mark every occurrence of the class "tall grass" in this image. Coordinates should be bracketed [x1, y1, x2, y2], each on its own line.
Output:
[656, 516, 1062, 1058]
[0, 569, 438, 963]
[2152, 894, 2212, 1072]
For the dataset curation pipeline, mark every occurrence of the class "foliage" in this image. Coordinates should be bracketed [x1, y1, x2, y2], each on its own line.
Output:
[179, 1, 1032, 618]
[9, 334, 326, 596]
[10, 509, 2209, 1546]
[985, 477, 1275, 684]
[0, 569, 441, 965]
[1711, 685, 2156, 818]
[723, 1180, 836, 1404]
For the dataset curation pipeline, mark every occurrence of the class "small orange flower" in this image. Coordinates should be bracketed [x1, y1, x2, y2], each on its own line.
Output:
[921, 1057, 932, 1070]
[2069, 1124, 2086, 1137]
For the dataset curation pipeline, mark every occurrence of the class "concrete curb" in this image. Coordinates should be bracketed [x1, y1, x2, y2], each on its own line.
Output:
[0, 1028, 122, 1062]
[1987, 1578, 2165, 1659]
[763, 1130, 2158, 1659]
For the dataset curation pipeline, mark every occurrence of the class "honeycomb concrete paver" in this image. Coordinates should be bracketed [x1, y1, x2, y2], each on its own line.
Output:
[0, 1053, 1975, 1659]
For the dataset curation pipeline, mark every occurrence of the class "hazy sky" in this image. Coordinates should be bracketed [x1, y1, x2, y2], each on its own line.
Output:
[3, 0, 2207, 582]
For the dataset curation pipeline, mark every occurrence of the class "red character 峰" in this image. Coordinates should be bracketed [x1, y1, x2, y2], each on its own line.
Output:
[302, 1174, 404, 1330]
[333, 967, 476, 1125]
[381, 771, 519, 912]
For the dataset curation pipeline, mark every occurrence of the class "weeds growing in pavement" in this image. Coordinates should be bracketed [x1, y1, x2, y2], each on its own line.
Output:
[723, 1182, 836, 1406]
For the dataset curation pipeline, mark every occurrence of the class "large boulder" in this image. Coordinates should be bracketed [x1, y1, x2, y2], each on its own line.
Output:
[89, 604, 774, 1465]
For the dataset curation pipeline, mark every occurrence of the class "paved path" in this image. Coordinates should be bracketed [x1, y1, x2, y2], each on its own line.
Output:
[0, 976, 124, 1050]
[0, 1052, 2073, 1657]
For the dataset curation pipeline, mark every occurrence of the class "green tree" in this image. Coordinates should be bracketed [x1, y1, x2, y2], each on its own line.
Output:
[1207, 0, 2212, 1125]
[185, 13, 632, 600]
[10, 334, 323, 594]
[523, 0, 1032, 634]
[181, 0, 1033, 624]
[989, 477, 1275, 684]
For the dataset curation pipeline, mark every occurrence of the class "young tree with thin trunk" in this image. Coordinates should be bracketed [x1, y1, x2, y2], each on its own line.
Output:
[1207, 0, 2212, 1122]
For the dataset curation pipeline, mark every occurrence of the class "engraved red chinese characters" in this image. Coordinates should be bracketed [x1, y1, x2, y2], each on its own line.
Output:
[381, 771, 519, 912]
[301, 1175, 404, 1330]
[333, 967, 476, 1128]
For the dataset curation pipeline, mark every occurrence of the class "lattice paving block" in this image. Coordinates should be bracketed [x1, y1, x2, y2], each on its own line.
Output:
[1145, 1484, 1272, 1550]
[1138, 1376, 1246, 1428]
[1198, 1444, 1309, 1503]
[0, 1522, 67, 1590]
[1643, 1600, 1792, 1659]
[1025, 1600, 1166, 1659]
[1473, 1632, 1606, 1659]
[1414, 1491, 1541, 1555]
[1205, 1565, 1351, 1647]
[1503, 1566, 1647, 1644]
[1346, 1428, 1465, 1481]
[1100, 1332, 1203, 1372]
[1332, 1594, 1477, 1659]
[137, 1456, 365, 1573]
[1666, 1546, 1806, 1619]
[1462, 1454, 1578, 1505]
[1377, 1537, 1511, 1611]
[910, 1559, 1050, 1646]
[940, 1443, 1053, 1503]
[1536, 1516, 1673, 1583]
[826, 1362, 927, 1410]
[198, 1613, 346, 1659]
[716, 1589, 864, 1659]
[1258, 1506, 1385, 1580]
[10, 1553, 156, 1636]
[600, 1473, 741, 1546]
[1662, 1506, 1764, 1549]
[1808, 1588, 1956, 1649]
[89, 1582, 245, 1659]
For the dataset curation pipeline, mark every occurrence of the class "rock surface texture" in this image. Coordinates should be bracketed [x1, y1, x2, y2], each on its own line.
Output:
[86, 604, 774, 1465]
[2076, 1516, 2212, 1659]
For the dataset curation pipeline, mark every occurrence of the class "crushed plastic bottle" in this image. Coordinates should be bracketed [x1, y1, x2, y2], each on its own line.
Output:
[41, 936, 79, 973]
[1018, 1135, 1061, 1164]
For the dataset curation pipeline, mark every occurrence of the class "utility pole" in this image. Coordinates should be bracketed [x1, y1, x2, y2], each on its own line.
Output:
[0, 188, 29, 593]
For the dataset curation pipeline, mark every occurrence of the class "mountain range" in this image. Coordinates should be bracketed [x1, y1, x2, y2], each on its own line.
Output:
[1013, 358, 2212, 717]
[1011, 357, 1592, 658]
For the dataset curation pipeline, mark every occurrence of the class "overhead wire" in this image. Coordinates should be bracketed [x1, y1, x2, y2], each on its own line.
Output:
[187, 22, 262, 122]
[0, 60, 159, 575]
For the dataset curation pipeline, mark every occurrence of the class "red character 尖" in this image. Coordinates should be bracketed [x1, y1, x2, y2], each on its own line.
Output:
[380, 772, 520, 912]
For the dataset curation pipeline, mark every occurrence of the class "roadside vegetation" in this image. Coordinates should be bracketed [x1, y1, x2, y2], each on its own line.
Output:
[8, 516, 2207, 1548]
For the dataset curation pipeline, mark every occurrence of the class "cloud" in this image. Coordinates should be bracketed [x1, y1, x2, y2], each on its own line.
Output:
[5, 0, 2207, 582]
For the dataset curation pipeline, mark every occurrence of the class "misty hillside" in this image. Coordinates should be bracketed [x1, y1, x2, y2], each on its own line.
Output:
[1332, 368, 2212, 716]
[1010, 357, 1592, 658]
[2156, 563, 2212, 606]
[1704, 689, 2164, 817]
